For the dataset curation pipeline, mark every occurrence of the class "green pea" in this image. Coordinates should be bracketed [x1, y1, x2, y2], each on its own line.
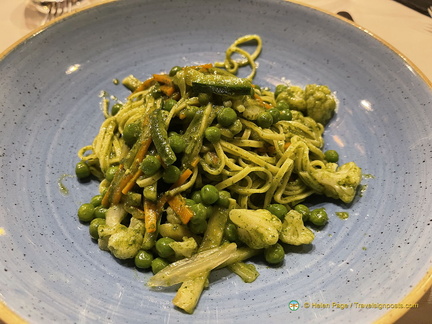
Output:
[204, 126, 221, 143]
[229, 119, 243, 135]
[279, 109, 293, 121]
[266, 204, 288, 220]
[256, 111, 273, 128]
[324, 150, 339, 163]
[123, 123, 141, 147]
[309, 207, 328, 226]
[169, 134, 186, 153]
[190, 203, 208, 224]
[105, 165, 119, 182]
[294, 204, 310, 222]
[274, 84, 288, 98]
[89, 218, 105, 239]
[135, 250, 154, 269]
[264, 243, 285, 264]
[216, 190, 231, 208]
[190, 191, 202, 204]
[77, 203, 95, 222]
[162, 165, 181, 184]
[155, 237, 175, 258]
[276, 100, 290, 111]
[169, 66, 183, 77]
[224, 223, 238, 242]
[151, 257, 169, 274]
[268, 108, 280, 123]
[185, 199, 196, 207]
[140, 155, 161, 176]
[75, 161, 91, 179]
[90, 194, 103, 207]
[94, 206, 107, 219]
[189, 220, 207, 234]
[163, 98, 177, 112]
[111, 103, 123, 116]
[200, 184, 219, 205]
[217, 107, 237, 127]
[198, 93, 211, 106]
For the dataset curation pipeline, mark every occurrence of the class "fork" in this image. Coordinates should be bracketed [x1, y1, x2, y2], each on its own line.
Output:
[38, 0, 80, 24]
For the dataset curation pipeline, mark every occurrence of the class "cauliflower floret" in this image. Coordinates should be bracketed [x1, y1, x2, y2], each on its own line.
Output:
[229, 209, 282, 249]
[308, 161, 362, 204]
[279, 210, 315, 246]
[97, 205, 145, 259]
[169, 236, 198, 259]
[304, 84, 336, 125]
[276, 85, 306, 112]
[107, 225, 144, 259]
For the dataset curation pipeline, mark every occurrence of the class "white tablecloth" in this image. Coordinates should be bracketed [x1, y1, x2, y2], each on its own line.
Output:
[0, 0, 431, 323]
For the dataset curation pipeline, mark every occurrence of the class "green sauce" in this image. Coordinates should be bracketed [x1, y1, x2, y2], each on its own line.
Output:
[335, 212, 349, 220]
[58, 174, 73, 195]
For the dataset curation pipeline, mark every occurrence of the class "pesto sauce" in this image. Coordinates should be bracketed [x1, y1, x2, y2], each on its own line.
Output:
[58, 174, 73, 195]
[335, 212, 349, 220]
[359, 184, 368, 197]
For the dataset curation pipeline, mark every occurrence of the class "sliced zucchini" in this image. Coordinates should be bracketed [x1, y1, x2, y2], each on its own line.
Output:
[185, 67, 252, 96]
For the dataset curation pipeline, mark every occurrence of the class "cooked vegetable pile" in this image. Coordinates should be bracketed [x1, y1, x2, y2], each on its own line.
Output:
[75, 35, 362, 313]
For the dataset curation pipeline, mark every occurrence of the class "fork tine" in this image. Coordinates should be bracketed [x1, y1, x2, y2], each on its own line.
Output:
[41, 0, 76, 24]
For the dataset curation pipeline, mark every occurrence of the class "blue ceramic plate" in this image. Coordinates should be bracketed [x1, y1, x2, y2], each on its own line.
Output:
[1, 0, 431, 323]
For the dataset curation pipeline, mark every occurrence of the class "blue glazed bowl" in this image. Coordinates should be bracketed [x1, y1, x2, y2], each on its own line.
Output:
[0, 0, 431, 323]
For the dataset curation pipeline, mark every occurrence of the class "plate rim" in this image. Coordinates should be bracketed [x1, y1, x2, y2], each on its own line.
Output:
[0, 0, 431, 323]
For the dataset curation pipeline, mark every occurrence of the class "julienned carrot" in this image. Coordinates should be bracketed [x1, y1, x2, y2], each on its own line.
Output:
[167, 194, 194, 224]
[121, 169, 143, 195]
[160, 85, 176, 97]
[253, 93, 272, 109]
[153, 74, 173, 86]
[120, 137, 152, 195]
[128, 77, 156, 98]
[189, 63, 213, 72]
[169, 157, 200, 189]
[171, 169, 193, 189]
[144, 199, 158, 233]
[102, 137, 152, 207]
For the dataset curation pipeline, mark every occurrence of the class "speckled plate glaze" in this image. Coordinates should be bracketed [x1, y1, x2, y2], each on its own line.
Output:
[0, 0, 431, 323]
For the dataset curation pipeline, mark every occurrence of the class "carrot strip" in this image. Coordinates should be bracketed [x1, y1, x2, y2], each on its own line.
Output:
[153, 74, 173, 86]
[121, 169, 143, 195]
[190, 156, 201, 168]
[128, 77, 156, 98]
[120, 138, 152, 195]
[144, 199, 159, 233]
[169, 157, 200, 189]
[253, 93, 272, 109]
[160, 84, 176, 97]
[189, 63, 213, 72]
[171, 169, 193, 189]
[167, 194, 194, 224]
[134, 138, 153, 163]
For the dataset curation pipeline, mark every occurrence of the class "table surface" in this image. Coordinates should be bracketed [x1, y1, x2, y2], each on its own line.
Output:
[0, 0, 431, 323]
